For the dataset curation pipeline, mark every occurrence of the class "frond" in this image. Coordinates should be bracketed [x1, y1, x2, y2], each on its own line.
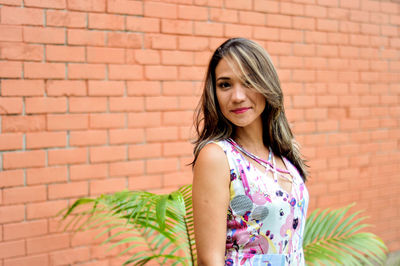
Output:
[304, 203, 388, 265]
[59, 188, 195, 265]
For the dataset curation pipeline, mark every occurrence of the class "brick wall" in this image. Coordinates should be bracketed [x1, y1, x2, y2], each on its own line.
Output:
[0, 0, 399, 264]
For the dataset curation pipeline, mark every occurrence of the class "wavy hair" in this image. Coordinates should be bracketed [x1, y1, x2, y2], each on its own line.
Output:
[192, 38, 308, 181]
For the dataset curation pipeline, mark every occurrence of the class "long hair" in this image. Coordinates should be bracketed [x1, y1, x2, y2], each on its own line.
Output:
[192, 38, 308, 181]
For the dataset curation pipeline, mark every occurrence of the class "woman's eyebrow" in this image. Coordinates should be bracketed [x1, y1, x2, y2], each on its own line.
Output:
[216, 77, 230, 81]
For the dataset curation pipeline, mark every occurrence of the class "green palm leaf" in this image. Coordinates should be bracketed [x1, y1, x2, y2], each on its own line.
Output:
[60, 188, 194, 265]
[303, 203, 388, 265]
[60, 185, 387, 265]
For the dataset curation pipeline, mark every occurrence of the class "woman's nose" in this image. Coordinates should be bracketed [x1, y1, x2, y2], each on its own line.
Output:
[232, 84, 246, 102]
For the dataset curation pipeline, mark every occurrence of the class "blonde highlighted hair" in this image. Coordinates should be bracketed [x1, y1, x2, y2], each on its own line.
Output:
[192, 38, 308, 181]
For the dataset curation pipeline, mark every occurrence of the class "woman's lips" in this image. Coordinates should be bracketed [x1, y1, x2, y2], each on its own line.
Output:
[231, 107, 251, 114]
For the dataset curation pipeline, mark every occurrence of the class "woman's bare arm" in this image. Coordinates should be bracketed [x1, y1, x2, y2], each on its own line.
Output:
[193, 143, 230, 265]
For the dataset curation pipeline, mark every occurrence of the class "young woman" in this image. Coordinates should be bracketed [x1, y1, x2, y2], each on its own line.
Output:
[192, 38, 309, 265]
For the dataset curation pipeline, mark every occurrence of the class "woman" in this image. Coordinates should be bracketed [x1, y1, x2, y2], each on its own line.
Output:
[192, 38, 309, 265]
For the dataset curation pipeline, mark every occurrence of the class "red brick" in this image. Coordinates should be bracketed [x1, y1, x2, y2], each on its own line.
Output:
[128, 174, 162, 190]
[24, 62, 65, 79]
[145, 65, 177, 80]
[90, 177, 126, 195]
[47, 114, 88, 131]
[108, 65, 143, 80]
[0, 61, 22, 78]
[90, 145, 126, 163]
[0, 133, 23, 152]
[239, 11, 266, 26]
[3, 150, 45, 169]
[48, 148, 87, 165]
[69, 97, 107, 113]
[107, 0, 142, 15]
[178, 36, 209, 51]
[162, 111, 193, 126]
[108, 97, 144, 112]
[163, 171, 192, 187]
[26, 131, 66, 149]
[225, 0, 251, 10]
[129, 49, 160, 65]
[317, 18, 339, 32]
[70, 130, 107, 146]
[225, 23, 252, 38]
[210, 8, 238, 23]
[292, 70, 316, 82]
[109, 128, 144, 144]
[128, 143, 161, 159]
[126, 16, 160, 33]
[0, 170, 24, 188]
[266, 14, 292, 28]
[3, 185, 46, 204]
[46, 10, 85, 28]
[89, 113, 125, 129]
[46, 45, 85, 62]
[67, 0, 105, 12]
[0, 205, 25, 223]
[87, 46, 125, 64]
[27, 234, 69, 254]
[26, 166, 67, 185]
[280, 2, 304, 16]
[146, 126, 179, 142]
[127, 81, 161, 96]
[25, 97, 67, 114]
[162, 81, 194, 96]
[68, 63, 106, 79]
[1, 42, 43, 61]
[67, 29, 106, 46]
[88, 81, 125, 96]
[1, 6, 43, 26]
[24, 0, 65, 8]
[23, 26, 64, 44]
[107, 32, 142, 48]
[254, 0, 279, 13]
[253, 27, 279, 41]
[267, 41, 292, 55]
[161, 19, 193, 35]
[1, 79, 44, 96]
[109, 160, 144, 176]
[194, 21, 223, 37]
[179, 66, 204, 80]
[178, 5, 207, 20]
[4, 254, 49, 266]
[146, 158, 179, 174]
[0, 25, 22, 42]
[46, 80, 86, 96]
[48, 182, 88, 199]
[305, 4, 327, 18]
[149, 34, 177, 49]
[128, 112, 161, 128]
[70, 228, 105, 246]
[163, 141, 192, 156]
[144, 1, 177, 19]
[4, 220, 47, 240]
[145, 96, 178, 111]
[0, 240, 25, 259]
[160, 50, 192, 66]
[2, 115, 45, 133]
[70, 163, 107, 181]
[279, 29, 303, 42]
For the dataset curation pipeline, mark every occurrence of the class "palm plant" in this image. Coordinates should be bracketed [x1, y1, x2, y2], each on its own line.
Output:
[60, 185, 387, 265]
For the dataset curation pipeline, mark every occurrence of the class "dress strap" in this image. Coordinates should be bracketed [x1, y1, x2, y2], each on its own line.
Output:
[227, 138, 290, 175]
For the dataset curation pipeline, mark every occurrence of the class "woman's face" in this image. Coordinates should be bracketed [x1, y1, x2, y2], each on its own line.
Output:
[215, 58, 266, 129]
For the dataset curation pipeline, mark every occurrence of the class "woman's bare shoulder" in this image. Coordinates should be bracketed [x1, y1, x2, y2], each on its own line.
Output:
[193, 142, 230, 183]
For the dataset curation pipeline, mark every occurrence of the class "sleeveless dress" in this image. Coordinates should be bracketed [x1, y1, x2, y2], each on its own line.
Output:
[212, 139, 309, 266]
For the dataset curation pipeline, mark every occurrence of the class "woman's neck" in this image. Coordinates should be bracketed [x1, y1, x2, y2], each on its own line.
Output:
[233, 118, 266, 155]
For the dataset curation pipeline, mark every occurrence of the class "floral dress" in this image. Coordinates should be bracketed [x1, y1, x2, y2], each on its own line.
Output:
[212, 139, 309, 266]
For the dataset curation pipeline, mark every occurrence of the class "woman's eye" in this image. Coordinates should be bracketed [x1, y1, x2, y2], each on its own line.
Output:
[218, 82, 230, 89]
